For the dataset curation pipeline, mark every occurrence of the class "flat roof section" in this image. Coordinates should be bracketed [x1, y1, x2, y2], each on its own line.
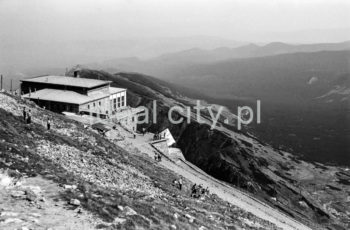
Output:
[23, 89, 92, 105]
[21, 75, 111, 88]
[23, 87, 127, 105]
[109, 87, 127, 94]
[87, 87, 127, 101]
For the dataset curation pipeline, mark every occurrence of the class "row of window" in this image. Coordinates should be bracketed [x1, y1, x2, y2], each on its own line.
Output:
[112, 95, 126, 109]
[87, 98, 105, 110]
[86, 95, 126, 110]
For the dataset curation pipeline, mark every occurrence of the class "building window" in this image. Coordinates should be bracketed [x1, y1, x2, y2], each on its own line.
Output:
[93, 102, 96, 107]
[87, 105, 90, 109]
[121, 96, 125, 106]
[117, 97, 120, 107]
[99, 101, 101, 106]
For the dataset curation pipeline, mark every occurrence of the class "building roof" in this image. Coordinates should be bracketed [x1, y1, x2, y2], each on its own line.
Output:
[21, 75, 111, 88]
[109, 87, 126, 94]
[22, 87, 127, 105]
[23, 89, 92, 104]
[88, 87, 126, 100]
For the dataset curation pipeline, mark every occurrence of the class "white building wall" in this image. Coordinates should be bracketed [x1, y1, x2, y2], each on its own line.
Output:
[79, 96, 111, 116]
[110, 90, 127, 111]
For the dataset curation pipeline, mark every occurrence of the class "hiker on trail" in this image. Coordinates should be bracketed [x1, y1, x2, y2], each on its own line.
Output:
[133, 133, 136, 139]
[191, 184, 197, 197]
[172, 178, 182, 190]
[154, 152, 161, 162]
[142, 127, 146, 136]
[205, 187, 209, 195]
[22, 107, 26, 122]
[26, 110, 32, 124]
[191, 187, 198, 198]
[178, 178, 183, 190]
[191, 184, 196, 191]
[153, 133, 157, 140]
[173, 179, 178, 188]
[47, 118, 51, 130]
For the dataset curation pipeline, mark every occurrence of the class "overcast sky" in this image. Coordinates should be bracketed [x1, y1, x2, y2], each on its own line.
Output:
[1, 0, 349, 44]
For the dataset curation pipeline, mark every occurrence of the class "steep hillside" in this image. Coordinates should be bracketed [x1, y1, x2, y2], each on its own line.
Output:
[97, 50, 350, 166]
[69, 68, 350, 229]
[0, 92, 286, 230]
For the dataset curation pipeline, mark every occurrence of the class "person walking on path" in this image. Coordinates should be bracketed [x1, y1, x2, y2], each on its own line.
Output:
[47, 118, 51, 130]
[178, 178, 183, 190]
[22, 107, 27, 122]
[26, 110, 32, 124]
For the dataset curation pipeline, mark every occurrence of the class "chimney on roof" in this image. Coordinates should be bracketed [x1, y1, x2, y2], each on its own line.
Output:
[73, 70, 80, 78]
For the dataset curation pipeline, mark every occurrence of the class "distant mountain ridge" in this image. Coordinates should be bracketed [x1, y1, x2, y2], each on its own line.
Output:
[153, 40, 350, 63]
[91, 41, 350, 72]
[86, 41, 350, 86]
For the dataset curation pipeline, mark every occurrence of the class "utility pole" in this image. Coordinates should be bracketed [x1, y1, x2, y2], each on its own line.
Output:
[10, 79, 13, 93]
[1, 75, 3, 90]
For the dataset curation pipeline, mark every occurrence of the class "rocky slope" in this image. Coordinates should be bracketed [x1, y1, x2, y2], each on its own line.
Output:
[0, 92, 286, 229]
[71, 68, 350, 229]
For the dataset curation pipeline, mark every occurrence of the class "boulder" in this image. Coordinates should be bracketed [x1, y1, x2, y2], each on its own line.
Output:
[69, 199, 81, 206]
[11, 190, 26, 198]
[113, 217, 126, 224]
[0, 211, 19, 217]
[0, 174, 12, 187]
[185, 214, 195, 223]
[63, 184, 77, 190]
[1, 218, 23, 224]
[124, 206, 137, 216]
[25, 189, 38, 201]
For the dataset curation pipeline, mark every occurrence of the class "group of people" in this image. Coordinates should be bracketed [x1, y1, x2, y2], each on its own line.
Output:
[154, 152, 162, 162]
[191, 184, 209, 198]
[153, 132, 165, 141]
[172, 178, 183, 190]
[171, 180, 210, 197]
[22, 107, 32, 124]
[22, 107, 51, 130]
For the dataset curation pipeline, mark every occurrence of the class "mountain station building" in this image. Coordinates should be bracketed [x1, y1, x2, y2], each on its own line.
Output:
[21, 75, 127, 119]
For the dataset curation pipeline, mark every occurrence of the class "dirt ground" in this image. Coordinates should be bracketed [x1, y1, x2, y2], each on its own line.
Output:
[0, 174, 100, 230]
